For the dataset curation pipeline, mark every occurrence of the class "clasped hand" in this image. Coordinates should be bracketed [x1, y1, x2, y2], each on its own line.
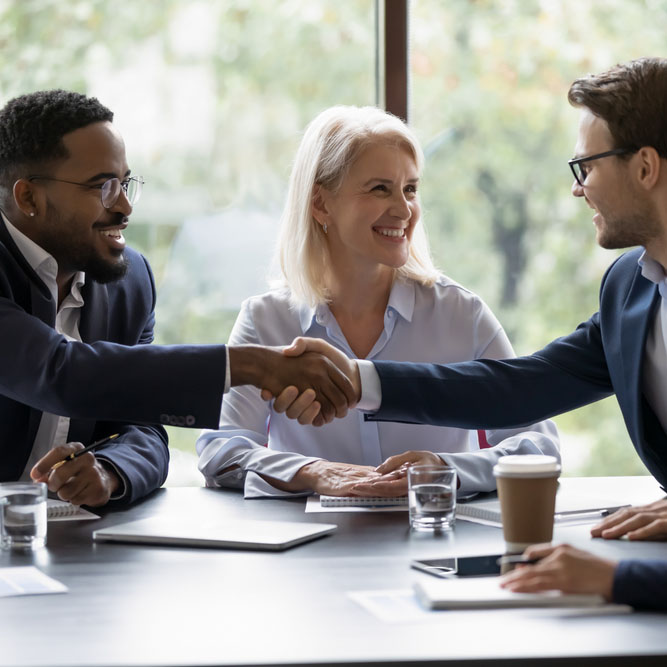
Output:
[259, 337, 361, 426]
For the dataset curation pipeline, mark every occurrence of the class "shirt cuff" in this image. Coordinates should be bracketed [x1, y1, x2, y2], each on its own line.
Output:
[224, 345, 231, 394]
[356, 360, 382, 412]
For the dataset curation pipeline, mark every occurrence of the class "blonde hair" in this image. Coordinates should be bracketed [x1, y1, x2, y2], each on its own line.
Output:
[277, 105, 439, 306]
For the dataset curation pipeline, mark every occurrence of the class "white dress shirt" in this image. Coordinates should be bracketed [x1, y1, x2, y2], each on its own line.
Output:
[197, 276, 560, 497]
[639, 251, 667, 433]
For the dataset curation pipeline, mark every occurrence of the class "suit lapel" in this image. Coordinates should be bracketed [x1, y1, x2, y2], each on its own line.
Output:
[79, 280, 109, 342]
[621, 273, 659, 399]
[620, 269, 663, 462]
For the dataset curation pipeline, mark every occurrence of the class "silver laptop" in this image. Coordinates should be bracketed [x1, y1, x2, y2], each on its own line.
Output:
[93, 516, 337, 551]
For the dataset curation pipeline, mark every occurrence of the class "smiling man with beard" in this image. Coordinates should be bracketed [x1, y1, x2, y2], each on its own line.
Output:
[0, 90, 356, 508]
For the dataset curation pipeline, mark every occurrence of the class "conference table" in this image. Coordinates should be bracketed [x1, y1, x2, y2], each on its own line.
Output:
[2, 476, 667, 667]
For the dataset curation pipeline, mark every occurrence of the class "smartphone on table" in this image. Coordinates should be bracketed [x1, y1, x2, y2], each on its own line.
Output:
[411, 554, 503, 578]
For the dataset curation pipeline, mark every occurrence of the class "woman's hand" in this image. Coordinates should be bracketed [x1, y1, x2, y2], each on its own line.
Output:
[262, 460, 382, 495]
[351, 450, 444, 497]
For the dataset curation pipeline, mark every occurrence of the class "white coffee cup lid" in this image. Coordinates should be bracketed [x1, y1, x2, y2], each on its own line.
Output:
[493, 455, 561, 476]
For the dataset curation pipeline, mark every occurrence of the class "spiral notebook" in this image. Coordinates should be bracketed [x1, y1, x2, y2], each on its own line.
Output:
[47, 499, 100, 521]
[319, 495, 408, 507]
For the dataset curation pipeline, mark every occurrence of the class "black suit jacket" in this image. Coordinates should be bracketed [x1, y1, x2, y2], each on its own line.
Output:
[369, 249, 667, 488]
[0, 218, 227, 503]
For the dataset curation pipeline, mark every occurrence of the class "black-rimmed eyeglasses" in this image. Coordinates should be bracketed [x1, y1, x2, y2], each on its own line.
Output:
[27, 175, 144, 209]
[568, 148, 634, 187]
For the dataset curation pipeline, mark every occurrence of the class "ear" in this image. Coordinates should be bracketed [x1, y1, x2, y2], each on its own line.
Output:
[634, 146, 661, 190]
[12, 178, 40, 217]
[311, 184, 331, 227]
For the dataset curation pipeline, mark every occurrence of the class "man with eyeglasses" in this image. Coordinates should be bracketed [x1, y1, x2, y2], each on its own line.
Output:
[0, 90, 355, 508]
[275, 58, 667, 608]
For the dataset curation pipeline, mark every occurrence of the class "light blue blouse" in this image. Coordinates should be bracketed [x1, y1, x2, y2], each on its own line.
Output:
[197, 275, 560, 497]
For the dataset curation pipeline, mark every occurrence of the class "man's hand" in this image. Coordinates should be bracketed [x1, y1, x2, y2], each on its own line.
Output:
[229, 343, 358, 424]
[500, 543, 617, 600]
[30, 442, 120, 507]
[259, 338, 362, 426]
[260, 460, 382, 496]
[590, 498, 667, 541]
[351, 450, 444, 497]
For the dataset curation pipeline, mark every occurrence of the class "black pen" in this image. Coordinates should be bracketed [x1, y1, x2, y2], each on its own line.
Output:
[51, 433, 120, 471]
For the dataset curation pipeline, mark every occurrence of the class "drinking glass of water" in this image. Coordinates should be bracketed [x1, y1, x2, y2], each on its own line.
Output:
[0, 482, 47, 550]
[408, 465, 457, 531]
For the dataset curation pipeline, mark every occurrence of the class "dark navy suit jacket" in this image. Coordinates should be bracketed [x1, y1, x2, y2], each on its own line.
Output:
[0, 218, 227, 503]
[615, 560, 667, 609]
[369, 249, 667, 489]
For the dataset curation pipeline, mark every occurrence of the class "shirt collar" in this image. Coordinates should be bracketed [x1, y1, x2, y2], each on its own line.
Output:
[639, 250, 667, 300]
[296, 277, 416, 334]
[2, 212, 86, 305]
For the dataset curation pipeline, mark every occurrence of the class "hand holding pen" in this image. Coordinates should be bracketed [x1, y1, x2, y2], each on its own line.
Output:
[499, 543, 617, 600]
[30, 434, 121, 507]
[50, 434, 119, 471]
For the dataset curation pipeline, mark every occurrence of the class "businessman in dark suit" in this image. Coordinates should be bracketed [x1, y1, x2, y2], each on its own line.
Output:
[0, 90, 355, 507]
[276, 57, 667, 545]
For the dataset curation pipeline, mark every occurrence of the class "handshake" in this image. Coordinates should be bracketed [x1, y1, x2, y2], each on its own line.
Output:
[228, 337, 361, 427]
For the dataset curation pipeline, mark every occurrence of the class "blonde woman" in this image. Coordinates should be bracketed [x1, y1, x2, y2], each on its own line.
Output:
[197, 106, 559, 497]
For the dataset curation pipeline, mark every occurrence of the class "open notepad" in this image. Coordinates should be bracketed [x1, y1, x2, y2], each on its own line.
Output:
[47, 499, 100, 521]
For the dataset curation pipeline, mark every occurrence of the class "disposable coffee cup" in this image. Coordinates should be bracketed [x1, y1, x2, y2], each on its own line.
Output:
[493, 455, 561, 553]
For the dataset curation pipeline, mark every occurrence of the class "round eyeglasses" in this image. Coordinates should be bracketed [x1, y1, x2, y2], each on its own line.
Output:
[27, 175, 145, 209]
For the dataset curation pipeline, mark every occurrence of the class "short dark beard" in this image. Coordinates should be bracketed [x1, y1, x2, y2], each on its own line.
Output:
[598, 197, 661, 250]
[83, 251, 129, 283]
[40, 200, 129, 284]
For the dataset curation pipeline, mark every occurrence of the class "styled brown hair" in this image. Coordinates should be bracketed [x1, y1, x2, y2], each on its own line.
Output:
[568, 57, 667, 158]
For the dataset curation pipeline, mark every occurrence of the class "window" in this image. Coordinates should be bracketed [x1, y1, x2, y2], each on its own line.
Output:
[411, 0, 667, 476]
[5, 0, 661, 480]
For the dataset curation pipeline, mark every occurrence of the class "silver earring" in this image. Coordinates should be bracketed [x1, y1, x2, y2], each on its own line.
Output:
[323, 223, 328, 234]
[29, 212, 35, 217]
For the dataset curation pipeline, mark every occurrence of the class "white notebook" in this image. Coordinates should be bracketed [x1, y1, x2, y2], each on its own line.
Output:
[457, 493, 630, 526]
[414, 575, 609, 610]
[93, 516, 337, 551]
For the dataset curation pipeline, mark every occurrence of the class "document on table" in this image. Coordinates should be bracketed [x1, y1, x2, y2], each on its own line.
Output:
[349, 584, 632, 622]
[0, 567, 67, 598]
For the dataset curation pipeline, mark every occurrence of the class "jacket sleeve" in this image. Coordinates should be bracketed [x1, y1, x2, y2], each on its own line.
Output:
[436, 306, 560, 494]
[0, 296, 227, 429]
[369, 311, 613, 429]
[613, 560, 667, 609]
